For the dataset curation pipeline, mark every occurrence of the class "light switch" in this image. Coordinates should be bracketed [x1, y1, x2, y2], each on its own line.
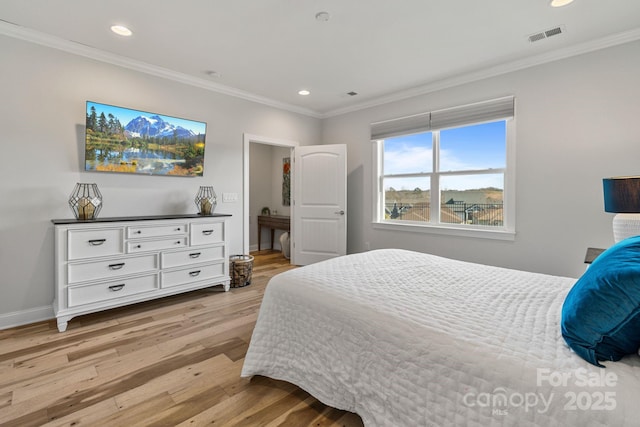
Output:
[222, 192, 238, 202]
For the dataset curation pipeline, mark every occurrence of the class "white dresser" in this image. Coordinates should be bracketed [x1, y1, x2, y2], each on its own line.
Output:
[52, 214, 231, 332]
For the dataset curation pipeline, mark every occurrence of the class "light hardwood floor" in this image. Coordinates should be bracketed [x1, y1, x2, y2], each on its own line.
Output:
[0, 250, 364, 427]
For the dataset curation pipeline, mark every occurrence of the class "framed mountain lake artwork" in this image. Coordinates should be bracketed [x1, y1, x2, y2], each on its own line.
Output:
[84, 101, 207, 177]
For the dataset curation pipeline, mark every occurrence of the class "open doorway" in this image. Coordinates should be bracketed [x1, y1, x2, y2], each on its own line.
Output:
[242, 134, 298, 262]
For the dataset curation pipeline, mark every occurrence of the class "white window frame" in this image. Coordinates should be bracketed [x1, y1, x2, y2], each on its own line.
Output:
[372, 99, 516, 241]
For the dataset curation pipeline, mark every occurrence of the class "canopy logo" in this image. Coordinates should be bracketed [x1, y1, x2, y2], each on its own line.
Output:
[462, 368, 618, 417]
[462, 388, 553, 415]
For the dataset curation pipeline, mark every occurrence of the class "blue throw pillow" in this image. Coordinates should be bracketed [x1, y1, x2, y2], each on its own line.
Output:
[561, 235, 640, 367]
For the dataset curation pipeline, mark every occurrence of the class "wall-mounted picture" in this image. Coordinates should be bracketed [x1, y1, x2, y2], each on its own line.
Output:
[282, 157, 291, 206]
[85, 101, 207, 176]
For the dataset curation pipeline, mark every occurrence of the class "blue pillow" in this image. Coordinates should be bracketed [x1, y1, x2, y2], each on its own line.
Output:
[561, 235, 640, 367]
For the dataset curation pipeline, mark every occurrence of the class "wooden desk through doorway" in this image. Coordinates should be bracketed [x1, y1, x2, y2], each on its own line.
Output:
[258, 215, 290, 251]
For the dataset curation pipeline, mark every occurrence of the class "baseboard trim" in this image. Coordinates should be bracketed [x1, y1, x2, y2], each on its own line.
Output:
[0, 306, 54, 330]
[249, 243, 283, 253]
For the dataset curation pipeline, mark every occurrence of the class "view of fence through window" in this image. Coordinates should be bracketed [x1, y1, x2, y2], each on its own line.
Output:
[384, 187, 504, 226]
[384, 199, 504, 226]
[382, 120, 506, 227]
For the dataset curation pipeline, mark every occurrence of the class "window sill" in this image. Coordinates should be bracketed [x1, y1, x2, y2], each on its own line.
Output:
[372, 221, 516, 241]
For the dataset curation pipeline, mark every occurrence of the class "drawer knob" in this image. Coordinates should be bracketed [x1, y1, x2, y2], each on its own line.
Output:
[176, 227, 182, 231]
[135, 244, 142, 249]
[88, 239, 106, 246]
[135, 230, 142, 234]
[108, 284, 126, 292]
[175, 240, 182, 245]
[189, 270, 201, 277]
[189, 252, 201, 258]
[202, 230, 214, 236]
[108, 262, 125, 270]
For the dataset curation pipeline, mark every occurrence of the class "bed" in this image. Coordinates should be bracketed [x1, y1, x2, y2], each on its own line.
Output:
[241, 248, 640, 426]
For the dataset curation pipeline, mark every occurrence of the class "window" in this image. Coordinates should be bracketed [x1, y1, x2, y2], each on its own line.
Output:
[372, 97, 515, 239]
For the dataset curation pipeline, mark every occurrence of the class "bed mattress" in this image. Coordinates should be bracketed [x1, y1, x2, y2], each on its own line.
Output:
[241, 249, 640, 426]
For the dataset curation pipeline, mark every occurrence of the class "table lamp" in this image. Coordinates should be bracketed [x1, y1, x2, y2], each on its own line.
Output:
[603, 176, 640, 242]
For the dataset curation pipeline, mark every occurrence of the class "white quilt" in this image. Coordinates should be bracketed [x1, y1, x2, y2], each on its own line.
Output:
[241, 249, 640, 426]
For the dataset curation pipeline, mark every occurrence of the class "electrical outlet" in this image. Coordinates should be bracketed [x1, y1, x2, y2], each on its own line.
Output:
[222, 192, 238, 202]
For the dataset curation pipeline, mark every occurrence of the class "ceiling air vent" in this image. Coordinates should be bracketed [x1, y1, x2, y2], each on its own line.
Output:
[528, 25, 565, 43]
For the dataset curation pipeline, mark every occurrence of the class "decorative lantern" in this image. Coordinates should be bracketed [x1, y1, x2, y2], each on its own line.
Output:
[195, 186, 217, 215]
[69, 183, 102, 220]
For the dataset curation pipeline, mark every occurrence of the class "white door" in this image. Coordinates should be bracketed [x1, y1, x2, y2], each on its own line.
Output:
[292, 144, 347, 265]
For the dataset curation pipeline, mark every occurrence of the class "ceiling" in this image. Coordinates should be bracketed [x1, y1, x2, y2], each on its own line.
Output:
[1, 0, 640, 117]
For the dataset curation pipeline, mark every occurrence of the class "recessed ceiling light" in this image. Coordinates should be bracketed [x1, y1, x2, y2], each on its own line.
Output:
[315, 12, 330, 22]
[110, 25, 132, 37]
[298, 90, 310, 96]
[550, 0, 574, 7]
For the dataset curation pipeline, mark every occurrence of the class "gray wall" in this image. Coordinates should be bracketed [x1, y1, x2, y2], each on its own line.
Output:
[249, 143, 292, 251]
[323, 40, 640, 279]
[2, 32, 639, 328]
[0, 35, 321, 327]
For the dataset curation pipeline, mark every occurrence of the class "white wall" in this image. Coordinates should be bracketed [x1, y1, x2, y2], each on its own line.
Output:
[268, 146, 292, 250]
[0, 35, 320, 327]
[248, 144, 292, 251]
[3, 31, 639, 328]
[270, 146, 292, 218]
[249, 143, 273, 250]
[322, 40, 640, 279]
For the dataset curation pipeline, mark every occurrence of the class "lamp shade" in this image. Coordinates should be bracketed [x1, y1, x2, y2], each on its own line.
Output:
[603, 176, 640, 243]
[603, 176, 640, 213]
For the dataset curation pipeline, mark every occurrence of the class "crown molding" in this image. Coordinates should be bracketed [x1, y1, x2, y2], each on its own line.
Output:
[0, 20, 322, 119]
[321, 27, 640, 118]
[2, 20, 639, 120]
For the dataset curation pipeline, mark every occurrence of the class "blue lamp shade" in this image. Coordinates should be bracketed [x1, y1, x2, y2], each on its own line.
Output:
[603, 176, 640, 213]
[603, 176, 640, 242]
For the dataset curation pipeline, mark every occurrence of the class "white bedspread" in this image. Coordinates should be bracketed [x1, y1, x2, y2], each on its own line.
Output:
[241, 249, 640, 426]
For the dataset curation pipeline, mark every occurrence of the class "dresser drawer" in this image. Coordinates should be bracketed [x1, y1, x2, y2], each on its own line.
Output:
[68, 254, 158, 284]
[68, 228, 124, 260]
[191, 222, 224, 246]
[161, 263, 225, 289]
[126, 223, 188, 239]
[67, 274, 158, 307]
[127, 237, 187, 253]
[161, 246, 225, 269]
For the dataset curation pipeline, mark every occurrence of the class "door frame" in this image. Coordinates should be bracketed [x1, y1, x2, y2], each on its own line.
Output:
[242, 133, 299, 259]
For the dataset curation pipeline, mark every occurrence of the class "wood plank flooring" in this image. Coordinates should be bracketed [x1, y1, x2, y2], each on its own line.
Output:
[0, 250, 364, 427]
